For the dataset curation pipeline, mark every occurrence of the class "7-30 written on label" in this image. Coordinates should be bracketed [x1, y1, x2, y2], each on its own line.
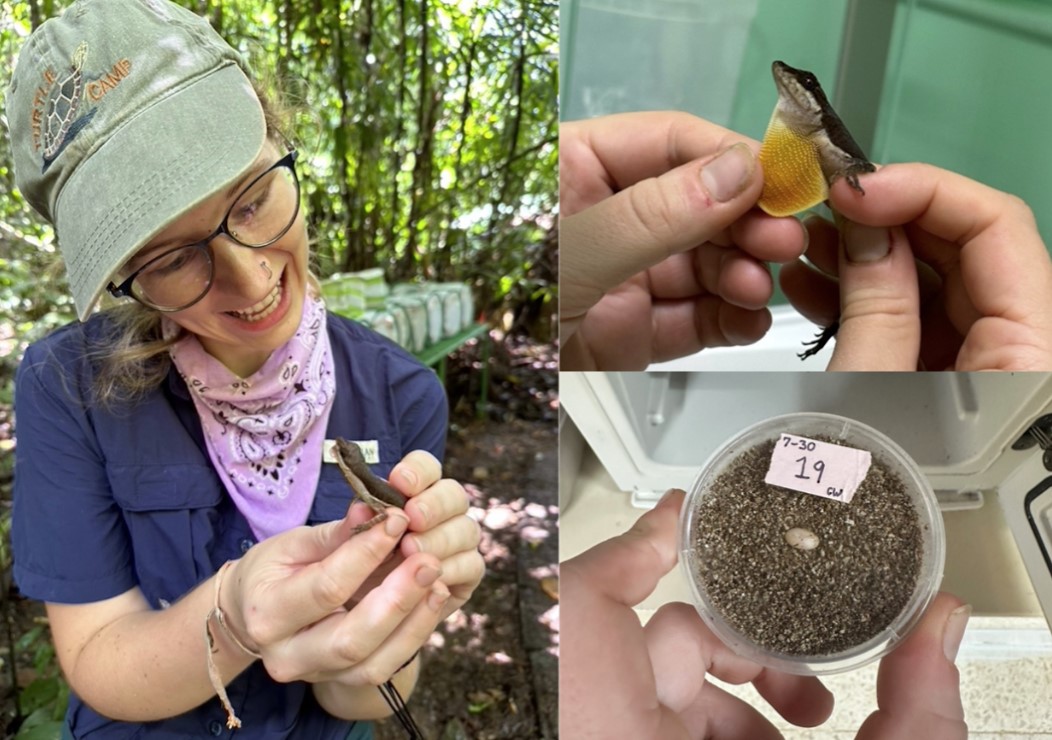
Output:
[764, 433, 872, 504]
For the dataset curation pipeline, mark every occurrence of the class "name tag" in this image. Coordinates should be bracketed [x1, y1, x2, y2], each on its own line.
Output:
[323, 439, 380, 465]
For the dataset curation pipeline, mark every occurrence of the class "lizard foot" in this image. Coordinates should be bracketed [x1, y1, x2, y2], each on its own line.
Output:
[798, 320, 840, 360]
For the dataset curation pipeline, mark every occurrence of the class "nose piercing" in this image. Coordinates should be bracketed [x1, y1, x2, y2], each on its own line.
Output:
[260, 261, 272, 280]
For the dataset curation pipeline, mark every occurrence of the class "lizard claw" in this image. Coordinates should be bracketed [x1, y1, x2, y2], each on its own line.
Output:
[798, 321, 839, 360]
[349, 511, 389, 536]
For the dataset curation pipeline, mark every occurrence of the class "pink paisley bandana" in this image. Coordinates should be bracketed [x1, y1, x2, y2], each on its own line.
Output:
[166, 295, 336, 540]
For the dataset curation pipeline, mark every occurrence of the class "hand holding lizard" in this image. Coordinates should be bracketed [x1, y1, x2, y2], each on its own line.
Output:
[781, 164, 1052, 370]
[560, 111, 808, 370]
[343, 447, 484, 621]
[215, 448, 481, 686]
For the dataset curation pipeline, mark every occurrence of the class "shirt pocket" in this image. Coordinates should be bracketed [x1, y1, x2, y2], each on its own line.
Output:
[109, 464, 224, 608]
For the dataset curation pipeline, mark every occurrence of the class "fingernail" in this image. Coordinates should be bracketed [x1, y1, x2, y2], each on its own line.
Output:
[843, 222, 890, 263]
[407, 535, 425, 554]
[657, 488, 684, 508]
[415, 502, 430, 527]
[701, 143, 755, 203]
[943, 604, 971, 662]
[385, 513, 409, 537]
[416, 564, 441, 588]
[428, 585, 451, 612]
[798, 217, 810, 255]
[399, 468, 417, 488]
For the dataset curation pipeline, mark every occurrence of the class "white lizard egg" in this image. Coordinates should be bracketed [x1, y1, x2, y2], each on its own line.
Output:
[785, 527, 820, 551]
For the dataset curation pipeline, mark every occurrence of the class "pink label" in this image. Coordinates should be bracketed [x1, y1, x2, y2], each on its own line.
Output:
[764, 433, 871, 503]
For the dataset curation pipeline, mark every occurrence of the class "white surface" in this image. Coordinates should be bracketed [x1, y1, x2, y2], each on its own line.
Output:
[997, 450, 1052, 628]
[562, 372, 1052, 495]
[559, 407, 585, 512]
[647, 305, 834, 371]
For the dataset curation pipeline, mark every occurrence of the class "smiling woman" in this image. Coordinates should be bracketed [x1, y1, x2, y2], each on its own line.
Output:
[7, 1, 484, 739]
[89, 103, 303, 404]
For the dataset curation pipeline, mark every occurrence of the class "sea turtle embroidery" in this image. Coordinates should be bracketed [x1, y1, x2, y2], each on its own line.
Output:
[41, 41, 96, 171]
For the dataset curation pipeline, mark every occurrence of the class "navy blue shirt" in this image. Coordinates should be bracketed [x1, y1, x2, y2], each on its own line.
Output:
[12, 311, 447, 739]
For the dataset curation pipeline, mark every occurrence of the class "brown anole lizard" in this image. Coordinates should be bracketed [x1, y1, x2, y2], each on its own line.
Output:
[331, 438, 408, 534]
[756, 60, 876, 359]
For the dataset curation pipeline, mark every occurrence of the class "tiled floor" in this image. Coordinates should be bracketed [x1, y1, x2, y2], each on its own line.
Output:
[705, 624, 1052, 737]
[562, 449, 1052, 736]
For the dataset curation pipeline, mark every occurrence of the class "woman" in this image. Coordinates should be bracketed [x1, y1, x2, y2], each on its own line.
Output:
[8, 1, 484, 737]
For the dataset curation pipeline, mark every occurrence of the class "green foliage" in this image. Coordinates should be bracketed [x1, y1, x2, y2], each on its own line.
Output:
[14, 714, 64, 740]
[0, 0, 557, 351]
[198, 0, 557, 313]
[16, 625, 68, 709]
[6, 625, 69, 738]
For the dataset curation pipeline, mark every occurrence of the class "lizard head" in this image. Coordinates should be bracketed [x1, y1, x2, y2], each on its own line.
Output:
[771, 60, 832, 120]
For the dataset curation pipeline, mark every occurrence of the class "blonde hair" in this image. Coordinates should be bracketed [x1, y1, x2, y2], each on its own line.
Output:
[89, 82, 306, 408]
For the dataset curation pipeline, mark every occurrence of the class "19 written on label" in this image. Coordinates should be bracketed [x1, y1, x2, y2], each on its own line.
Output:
[781, 436, 842, 497]
[765, 433, 872, 504]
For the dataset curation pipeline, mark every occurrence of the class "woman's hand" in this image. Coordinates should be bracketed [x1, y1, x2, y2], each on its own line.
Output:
[223, 507, 445, 687]
[782, 163, 1052, 370]
[391, 450, 485, 620]
[341, 451, 484, 616]
[560, 111, 808, 370]
[220, 450, 481, 687]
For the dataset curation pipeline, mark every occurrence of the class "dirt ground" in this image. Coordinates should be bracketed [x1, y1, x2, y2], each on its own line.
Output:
[375, 414, 559, 740]
[1, 332, 559, 740]
[374, 333, 559, 739]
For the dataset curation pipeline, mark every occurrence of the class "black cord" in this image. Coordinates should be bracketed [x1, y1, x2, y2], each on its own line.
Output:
[379, 679, 425, 739]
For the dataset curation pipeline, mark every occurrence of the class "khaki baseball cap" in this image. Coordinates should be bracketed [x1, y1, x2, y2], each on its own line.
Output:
[7, 0, 267, 320]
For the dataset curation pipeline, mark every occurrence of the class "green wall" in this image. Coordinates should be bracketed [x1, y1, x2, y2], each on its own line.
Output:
[730, 0, 1052, 246]
[563, 0, 1052, 302]
[727, 0, 848, 141]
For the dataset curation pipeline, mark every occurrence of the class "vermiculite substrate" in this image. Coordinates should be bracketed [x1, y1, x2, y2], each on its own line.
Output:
[691, 438, 924, 656]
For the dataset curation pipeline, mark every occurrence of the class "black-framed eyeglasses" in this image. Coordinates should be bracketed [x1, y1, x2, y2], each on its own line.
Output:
[107, 150, 300, 312]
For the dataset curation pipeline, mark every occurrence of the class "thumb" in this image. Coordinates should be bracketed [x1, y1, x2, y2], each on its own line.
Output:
[564, 488, 686, 607]
[280, 507, 405, 564]
[561, 144, 761, 321]
[827, 216, 921, 370]
[856, 592, 970, 740]
[275, 510, 409, 623]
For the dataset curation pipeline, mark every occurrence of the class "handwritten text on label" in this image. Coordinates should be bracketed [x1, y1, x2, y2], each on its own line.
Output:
[764, 434, 872, 504]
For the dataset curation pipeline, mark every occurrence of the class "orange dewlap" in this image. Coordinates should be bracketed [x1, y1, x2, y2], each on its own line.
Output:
[757, 113, 828, 217]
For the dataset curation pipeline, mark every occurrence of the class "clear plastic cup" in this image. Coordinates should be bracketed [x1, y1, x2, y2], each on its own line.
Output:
[678, 412, 945, 675]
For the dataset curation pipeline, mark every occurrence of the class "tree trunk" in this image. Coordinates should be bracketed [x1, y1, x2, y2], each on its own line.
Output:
[437, 32, 479, 279]
[277, 0, 295, 79]
[386, 0, 409, 266]
[333, 15, 359, 272]
[210, 1, 222, 35]
[355, 0, 381, 269]
[398, 0, 433, 279]
[483, 1, 528, 250]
